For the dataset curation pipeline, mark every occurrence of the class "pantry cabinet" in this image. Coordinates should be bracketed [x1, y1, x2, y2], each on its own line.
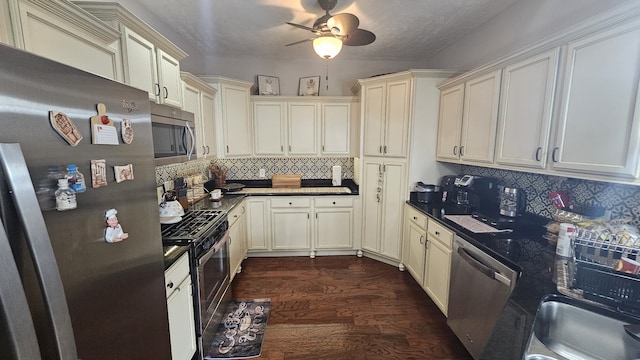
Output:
[204, 77, 253, 157]
[228, 200, 246, 280]
[361, 159, 406, 263]
[164, 252, 196, 360]
[361, 77, 411, 158]
[550, 20, 640, 178]
[181, 72, 217, 158]
[495, 50, 559, 169]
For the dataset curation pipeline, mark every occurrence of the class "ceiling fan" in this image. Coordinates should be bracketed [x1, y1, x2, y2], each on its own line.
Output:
[286, 0, 376, 59]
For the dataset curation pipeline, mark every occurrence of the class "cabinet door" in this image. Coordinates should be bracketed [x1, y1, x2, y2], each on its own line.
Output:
[229, 215, 245, 281]
[254, 102, 285, 155]
[380, 162, 406, 260]
[157, 49, 182, 108]
[271, 210, 310, 250]
[361, 160, 383, 252]
[222, 84, 252, 156]
[288, 102, 317, 155]
[321, 103, 350, 155]
[167, 276, 196, 360]
[246, 198, 268, 250]
[201, 90, 216, 157]
[425, 236, 452, 315]
[315, 208, 353, 249]
[182, 83, 205, 157]
[552, 21, 640, 178]
[460, 70, 501, 163]
[496, 50, 558, 169]
[384, 79, 411, 158]
[123, 27, 157, 101]
[436, 84, 464, 161]
[363, 83, 386, 156]
[404, 219, 426, 285]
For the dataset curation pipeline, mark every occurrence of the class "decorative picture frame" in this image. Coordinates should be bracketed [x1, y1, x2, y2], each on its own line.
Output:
[298, 76, 321, 96]
[257, 75, 280, 95]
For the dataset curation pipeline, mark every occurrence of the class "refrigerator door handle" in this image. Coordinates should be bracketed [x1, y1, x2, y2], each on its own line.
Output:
[0, 143, 78, 360]
[0, 217, 43, 360]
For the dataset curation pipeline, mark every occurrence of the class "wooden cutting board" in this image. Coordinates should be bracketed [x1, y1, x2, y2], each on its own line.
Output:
[272, 174, 301, 188]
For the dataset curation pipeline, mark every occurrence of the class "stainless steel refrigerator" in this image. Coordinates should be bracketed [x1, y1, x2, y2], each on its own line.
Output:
[0, 44, 171, 359]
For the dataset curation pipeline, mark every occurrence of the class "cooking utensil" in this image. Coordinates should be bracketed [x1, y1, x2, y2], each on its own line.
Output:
[221, 183, 245, 192]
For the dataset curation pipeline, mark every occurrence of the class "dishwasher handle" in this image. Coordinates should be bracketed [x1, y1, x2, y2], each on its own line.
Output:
[457, 246, 512, 287]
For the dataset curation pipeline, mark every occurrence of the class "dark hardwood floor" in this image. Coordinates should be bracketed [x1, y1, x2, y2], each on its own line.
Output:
[231, 255, 474, 360]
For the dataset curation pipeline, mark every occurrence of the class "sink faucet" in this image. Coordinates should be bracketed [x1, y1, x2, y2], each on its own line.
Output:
[624, 324, 640, 341]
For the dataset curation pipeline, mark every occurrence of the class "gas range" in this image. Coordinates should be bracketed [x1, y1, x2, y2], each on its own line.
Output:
[161, 210, 228, 247]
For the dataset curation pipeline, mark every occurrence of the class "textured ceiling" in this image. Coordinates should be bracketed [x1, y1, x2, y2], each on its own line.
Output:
[128, 0, 522, 61]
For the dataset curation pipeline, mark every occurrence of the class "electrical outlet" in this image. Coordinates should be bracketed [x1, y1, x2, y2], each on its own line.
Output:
[259, 168, 266, 178]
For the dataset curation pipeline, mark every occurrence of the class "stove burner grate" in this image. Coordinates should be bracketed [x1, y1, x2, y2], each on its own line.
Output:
[161, 210, 224, 243]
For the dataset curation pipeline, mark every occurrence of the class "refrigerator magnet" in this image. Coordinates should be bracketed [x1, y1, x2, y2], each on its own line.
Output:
[104, 208, 128, 243]
[49, 110, 82, 146]
[90, 159, 108, 188]
[121, 118, 134, 144]
[90, 103, 119, 145]
[114, 164, 134, 183]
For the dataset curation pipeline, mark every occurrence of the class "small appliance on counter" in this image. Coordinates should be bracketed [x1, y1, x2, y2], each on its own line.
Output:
[414, 181, 441, 204]
[499, 187, 527, 217]
[439, 175, 500, 214]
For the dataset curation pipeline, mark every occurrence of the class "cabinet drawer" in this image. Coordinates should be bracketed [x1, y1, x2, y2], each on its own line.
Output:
[314, 197, 353, 208]
[165, 252, 190, 298]
[270, 197, 311, 208]
[427, 219, 453, 248]
[406, 206, 427, 230]
[228, 202, 245, 228]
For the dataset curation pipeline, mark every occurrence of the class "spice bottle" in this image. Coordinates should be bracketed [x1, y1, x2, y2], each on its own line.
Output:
[65, 164, 86, 193]
[55, 178, 77, 211]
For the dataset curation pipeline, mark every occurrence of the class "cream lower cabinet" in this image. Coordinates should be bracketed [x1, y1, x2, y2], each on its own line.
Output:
[228, 200, 246, 280]
[424, 219, 453, 316]
[165, 252, 196, 360]
[361, 159, 407, 263]
[246, 197, 269, 251]
[403, 205, 428, 284]
[270, 197, 311, 250]
[314, 197, 353, 249]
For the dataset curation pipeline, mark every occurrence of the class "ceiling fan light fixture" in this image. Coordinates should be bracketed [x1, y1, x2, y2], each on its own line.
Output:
[313, 36, 343, 59]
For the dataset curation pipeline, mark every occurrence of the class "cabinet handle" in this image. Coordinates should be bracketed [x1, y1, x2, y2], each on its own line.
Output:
[155, 83, 161, 96]
[435, 231, 440, 236]
[419, 235, 424, 245]
[206, 145, 210, 155]
[383, 145, 387, 154]
[460, 146, 465, 156]
[163, 86, 168, 99]
[202, 145, 207, 156]
[425, 239, 429, 249]
[226, 145, 229, 153]
[379, 145, 383, 154]
[332, 201, 336, 205]
[413, 216, 417, 220]
[166, 281, 174, 289]
[453, 146, 458, 155]
[289, 202, 292, 205]
[322, 145, 325, 152]
[552, 147, 559, 162]
[535, 147, 542, 161]
[281, 145, 284, 152]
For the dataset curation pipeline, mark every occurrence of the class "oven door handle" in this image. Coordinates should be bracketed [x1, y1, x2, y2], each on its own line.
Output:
[197, 231, 229, 266]
[457, 246, 511, 287]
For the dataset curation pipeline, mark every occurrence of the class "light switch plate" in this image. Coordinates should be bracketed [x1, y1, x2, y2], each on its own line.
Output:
[259, 168, 266, 178]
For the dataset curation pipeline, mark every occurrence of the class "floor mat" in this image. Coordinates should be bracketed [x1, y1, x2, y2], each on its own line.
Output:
[204, 299, 270, 359]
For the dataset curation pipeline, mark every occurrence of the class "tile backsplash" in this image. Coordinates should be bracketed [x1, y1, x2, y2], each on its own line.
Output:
[462, 165, 640, 227]
[156, 157, 354, 186]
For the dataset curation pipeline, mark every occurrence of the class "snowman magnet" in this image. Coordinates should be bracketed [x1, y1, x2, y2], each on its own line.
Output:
[104, 208, 129, 243]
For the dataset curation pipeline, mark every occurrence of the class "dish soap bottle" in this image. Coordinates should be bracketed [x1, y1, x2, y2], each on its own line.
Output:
[65, 164, 86, 193]
[55, 178, 77, 211]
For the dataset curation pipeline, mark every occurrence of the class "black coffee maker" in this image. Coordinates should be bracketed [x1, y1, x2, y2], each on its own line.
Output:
[439, 175, 500, 214]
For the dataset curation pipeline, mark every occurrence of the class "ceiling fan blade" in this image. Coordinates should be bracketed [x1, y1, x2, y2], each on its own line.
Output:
[327, 13, 359, 36]
[342, 28, 376, 46]
[286, 22, 316, 32]
[285, 38, 314, 47]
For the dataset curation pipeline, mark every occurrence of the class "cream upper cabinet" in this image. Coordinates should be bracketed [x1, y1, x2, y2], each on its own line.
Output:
[321, 102, 351, 155]
[253, 101, 286, 156]
[550, 20, 640, 178]
[204, 77, 253, 157]
[288, 102, 318, 155]
[460, 70, 501, 164]
[75, 2, 187, 107]
[361, 159, 406, 263]
[181, 72, 217, 158]
[14, 0, 122, 81]
[496, 49, 559, 169]
[435, 84, 465, 161]
[361, 77, 411, 158]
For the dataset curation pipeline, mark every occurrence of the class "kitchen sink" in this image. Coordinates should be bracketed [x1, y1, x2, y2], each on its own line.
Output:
[523, 294, 640, 360]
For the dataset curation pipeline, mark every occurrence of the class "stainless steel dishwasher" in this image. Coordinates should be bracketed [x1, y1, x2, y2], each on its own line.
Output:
[447, 235, 519, 360]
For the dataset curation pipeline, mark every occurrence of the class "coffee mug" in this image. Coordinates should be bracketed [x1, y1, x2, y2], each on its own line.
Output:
[210, 189, 222, 200]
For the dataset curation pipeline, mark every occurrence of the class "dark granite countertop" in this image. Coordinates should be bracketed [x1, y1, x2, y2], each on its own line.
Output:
[214, 178, 359, 196]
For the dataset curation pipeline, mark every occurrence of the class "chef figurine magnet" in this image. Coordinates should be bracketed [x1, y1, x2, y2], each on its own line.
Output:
[104, 208, 129, 243]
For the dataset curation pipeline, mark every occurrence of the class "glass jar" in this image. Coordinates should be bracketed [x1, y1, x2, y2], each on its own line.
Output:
[65, 164, 86, 193]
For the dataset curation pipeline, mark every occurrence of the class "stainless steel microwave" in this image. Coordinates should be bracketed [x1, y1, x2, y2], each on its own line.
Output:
[150, 102, 196, 165]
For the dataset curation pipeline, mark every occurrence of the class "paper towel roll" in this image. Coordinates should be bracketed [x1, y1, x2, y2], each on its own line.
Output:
[332, 165, 342, 186]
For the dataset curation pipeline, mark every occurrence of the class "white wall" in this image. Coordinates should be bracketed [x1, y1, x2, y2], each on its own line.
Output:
[425, 0, 631, 70]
